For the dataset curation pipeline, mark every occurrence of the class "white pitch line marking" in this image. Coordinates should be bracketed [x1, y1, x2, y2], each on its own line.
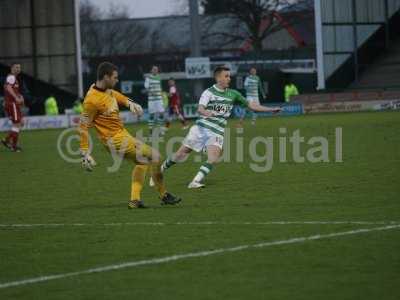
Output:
[0, 224, 399, 290]
[0, 221, 399, 228]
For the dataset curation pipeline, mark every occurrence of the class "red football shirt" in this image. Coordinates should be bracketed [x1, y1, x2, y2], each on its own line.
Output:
[169, 85, 181, 107]
[4, 74, 21, 104]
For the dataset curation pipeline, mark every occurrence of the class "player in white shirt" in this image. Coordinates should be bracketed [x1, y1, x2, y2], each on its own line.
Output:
[238, 67, 266, 126]
[158, 66, 281, 188]
[144, 65, 166, 135]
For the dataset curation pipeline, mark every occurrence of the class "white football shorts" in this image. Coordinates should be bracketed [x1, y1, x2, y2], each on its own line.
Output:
[182, 125, 224, 152]
[148, 100, 165, 114]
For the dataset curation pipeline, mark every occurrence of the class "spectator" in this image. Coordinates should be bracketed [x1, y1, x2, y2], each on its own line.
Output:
[73, 99, 83, 114]
[44, 95, 59, 115]
[284, 81, 299, 103]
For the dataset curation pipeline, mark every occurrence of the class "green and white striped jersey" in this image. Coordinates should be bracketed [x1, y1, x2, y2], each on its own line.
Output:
[244, 75, 261, 99]
[196, 85, 248, 136]
[144, 75, 162, 102]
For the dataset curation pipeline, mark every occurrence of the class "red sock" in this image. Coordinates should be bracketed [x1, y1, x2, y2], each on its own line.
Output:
[11, 131, 19, 148]
[5, 131, 12, 143]
[5, 131, 16, 144]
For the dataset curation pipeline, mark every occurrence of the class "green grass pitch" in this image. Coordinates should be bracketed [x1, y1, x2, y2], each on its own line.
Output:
[0, 111, 399, 299]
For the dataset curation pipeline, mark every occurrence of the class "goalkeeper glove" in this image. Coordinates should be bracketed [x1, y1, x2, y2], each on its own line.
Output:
[127, 99, 143, 116]
[80, 150, 97, 172]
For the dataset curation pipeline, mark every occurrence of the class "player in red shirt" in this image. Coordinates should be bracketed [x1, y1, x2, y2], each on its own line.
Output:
[1, 63, 24, 152]
[168, 78, 188, 129]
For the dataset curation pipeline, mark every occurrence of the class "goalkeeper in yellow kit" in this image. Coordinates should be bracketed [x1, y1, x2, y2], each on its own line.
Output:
[79, 62, 181, 208]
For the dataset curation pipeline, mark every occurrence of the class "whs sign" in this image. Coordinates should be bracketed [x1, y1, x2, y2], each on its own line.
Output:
[185, 57, 211, 79]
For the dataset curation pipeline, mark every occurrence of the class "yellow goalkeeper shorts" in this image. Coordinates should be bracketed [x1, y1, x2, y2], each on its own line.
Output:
[104, 129, 154, 164]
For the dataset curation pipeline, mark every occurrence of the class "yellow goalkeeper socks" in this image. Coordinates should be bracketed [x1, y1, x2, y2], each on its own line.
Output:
[151, 162, 167, 197]
[131, 164, 148, 200]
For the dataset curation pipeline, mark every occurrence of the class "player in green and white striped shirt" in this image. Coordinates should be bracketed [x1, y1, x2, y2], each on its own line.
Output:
[160, 66, 281, 189]
[144, 66, 166, 134]
[241, 67, 266, 126]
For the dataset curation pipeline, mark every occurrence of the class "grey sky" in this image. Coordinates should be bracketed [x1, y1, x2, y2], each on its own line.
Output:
[91, 0, 187, 18]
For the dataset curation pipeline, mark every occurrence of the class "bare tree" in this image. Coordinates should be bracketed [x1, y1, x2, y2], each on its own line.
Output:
[80, 0, 103, 19]
[80, 0, 148, 57]
[200, 0, 313, 52]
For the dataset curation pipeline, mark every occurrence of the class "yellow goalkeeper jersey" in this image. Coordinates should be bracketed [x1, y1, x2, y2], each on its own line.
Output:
[79, 84, 129, 151]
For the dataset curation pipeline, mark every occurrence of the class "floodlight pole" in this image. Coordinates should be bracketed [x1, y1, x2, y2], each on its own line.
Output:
[74, 0, 84, 98]
[189, 0, 203, 99]
[314, 0, 325, 90]
[29, 0, 38, 96]
[351, 0, 359, 83]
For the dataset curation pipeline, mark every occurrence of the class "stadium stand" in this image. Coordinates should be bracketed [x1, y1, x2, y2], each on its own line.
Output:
[350, 37, 400, 90]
